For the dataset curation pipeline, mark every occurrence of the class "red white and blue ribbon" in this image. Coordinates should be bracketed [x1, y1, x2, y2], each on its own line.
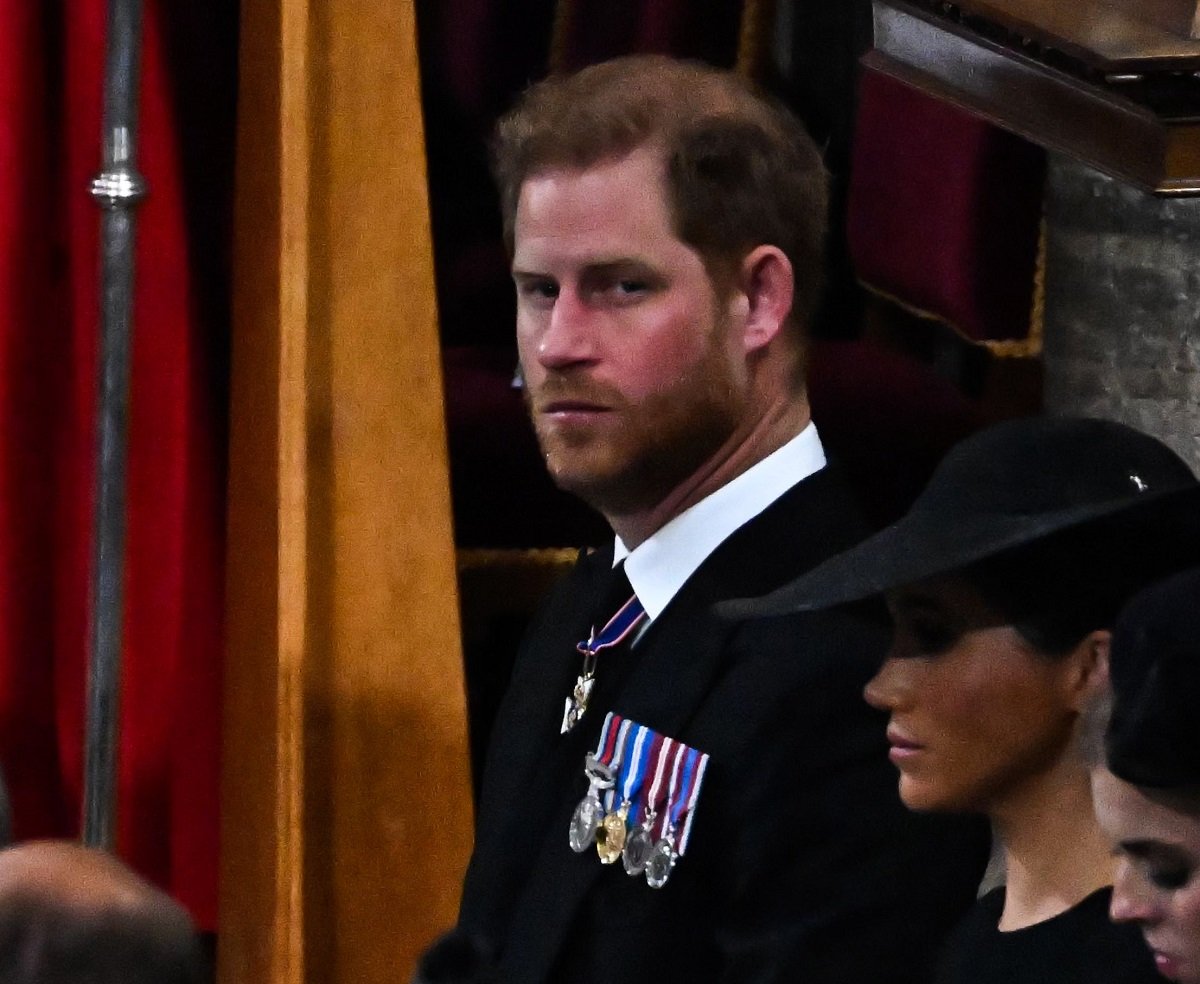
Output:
[577, 595, 647, 658]
[575, 713, 710, 875]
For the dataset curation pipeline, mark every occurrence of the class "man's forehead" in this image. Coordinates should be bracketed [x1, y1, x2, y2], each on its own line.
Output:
[511, 150, 689, 272]
[522, 141, 668, 188]
[517, 147, 668, 215]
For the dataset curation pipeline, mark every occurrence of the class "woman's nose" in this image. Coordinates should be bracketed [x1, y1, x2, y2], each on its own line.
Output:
[1110, 858, 1162, 925]
[864, 656, 909, 711]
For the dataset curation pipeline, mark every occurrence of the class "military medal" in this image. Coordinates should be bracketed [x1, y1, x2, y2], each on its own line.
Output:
[621, 821, 655, 874]
[562, 593, 646, 733]
[596, 803, 629, 863]
[568, 718, 619, 853]
[594, 719, 634, 863]
[644, 836, 676, 889]
[623, 731, 668, 876]
[561, 664, 596, 734]
[567, 713, 710, 888]
[644, 742, 709, 890]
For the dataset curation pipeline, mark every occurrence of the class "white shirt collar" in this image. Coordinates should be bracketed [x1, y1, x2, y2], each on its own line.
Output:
[613, 422, 825, 621]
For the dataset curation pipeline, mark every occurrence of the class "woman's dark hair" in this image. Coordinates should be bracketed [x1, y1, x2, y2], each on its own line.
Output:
[962, 511, 1200, 657]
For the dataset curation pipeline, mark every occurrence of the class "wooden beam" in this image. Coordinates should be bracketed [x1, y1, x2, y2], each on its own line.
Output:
[220, 1, 474, 981]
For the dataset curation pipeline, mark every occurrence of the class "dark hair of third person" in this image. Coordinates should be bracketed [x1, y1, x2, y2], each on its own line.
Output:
[491, 54, 830, 332]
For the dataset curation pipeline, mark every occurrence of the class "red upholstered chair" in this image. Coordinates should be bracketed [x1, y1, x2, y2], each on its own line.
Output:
[847, 68, 1046, 349]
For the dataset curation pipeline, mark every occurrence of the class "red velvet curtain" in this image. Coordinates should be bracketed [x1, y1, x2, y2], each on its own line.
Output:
[0, 0, 228, 929]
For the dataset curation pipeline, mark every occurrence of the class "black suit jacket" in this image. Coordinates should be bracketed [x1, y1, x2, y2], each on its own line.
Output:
[456, 467, 989, 983]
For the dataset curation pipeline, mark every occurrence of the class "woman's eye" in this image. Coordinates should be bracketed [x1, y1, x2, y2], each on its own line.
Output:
[907, 620, 958, 656]
[1149, 866, 1191, 891]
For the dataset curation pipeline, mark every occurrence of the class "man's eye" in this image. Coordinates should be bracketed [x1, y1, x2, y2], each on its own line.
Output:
[615, 279, 647, 295]
[518, 280, 558, 301]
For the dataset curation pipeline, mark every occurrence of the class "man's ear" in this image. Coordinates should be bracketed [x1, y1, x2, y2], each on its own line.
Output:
[1065, 629, 1111, 713]
[735, 245, 793, 355]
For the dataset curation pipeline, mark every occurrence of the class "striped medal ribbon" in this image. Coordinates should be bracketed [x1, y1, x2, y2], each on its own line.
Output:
[562, 595, 646, 734]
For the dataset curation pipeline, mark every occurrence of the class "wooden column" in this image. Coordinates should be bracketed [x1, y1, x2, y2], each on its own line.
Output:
[220, 1, 474, 981]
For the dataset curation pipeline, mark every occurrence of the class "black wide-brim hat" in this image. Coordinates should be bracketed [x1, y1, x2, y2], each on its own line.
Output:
[1106, 566, 1200, 790]
[725, 416, 1200, 618]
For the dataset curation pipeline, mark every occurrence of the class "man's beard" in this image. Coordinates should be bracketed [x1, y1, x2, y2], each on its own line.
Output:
[524, 346, 744, 520]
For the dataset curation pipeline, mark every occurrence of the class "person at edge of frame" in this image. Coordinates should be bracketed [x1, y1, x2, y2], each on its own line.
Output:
[416, 54, 989, 984]
[1090, 566, 1200, 984]
[0, 840, 205, 984]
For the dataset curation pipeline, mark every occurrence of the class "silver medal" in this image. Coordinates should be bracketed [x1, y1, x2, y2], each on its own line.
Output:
[622, 821, 655, 875]
[568, 753, 614, 853]
[569, 792, 605, 852]
[644, 837, 676, 889]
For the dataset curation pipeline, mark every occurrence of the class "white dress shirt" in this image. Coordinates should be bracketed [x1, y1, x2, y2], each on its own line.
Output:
[613, 422, 826, 624]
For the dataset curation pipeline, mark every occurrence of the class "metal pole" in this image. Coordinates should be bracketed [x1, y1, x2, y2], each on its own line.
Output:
[84, 0, 148, 849]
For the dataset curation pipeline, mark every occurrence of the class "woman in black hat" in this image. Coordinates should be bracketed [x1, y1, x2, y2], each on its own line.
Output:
[1091, 567, 1200, 984]
[727, 416, 1200, 984]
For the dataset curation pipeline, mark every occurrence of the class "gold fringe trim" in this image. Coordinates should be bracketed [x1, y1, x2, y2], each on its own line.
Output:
[457, 547, 582, 573]
[975, 215, 1045, 359]
[860, 213, 1045, 362]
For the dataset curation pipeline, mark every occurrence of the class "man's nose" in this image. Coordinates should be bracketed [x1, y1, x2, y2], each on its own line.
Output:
[535, 290, 598, 370]
[1110, 858, 1161, 925]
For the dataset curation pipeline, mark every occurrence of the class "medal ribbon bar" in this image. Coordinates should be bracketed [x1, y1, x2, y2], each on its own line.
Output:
[568, 713, 712, 886]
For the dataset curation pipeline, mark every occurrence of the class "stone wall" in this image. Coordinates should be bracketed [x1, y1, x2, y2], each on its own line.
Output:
[1042, 156, 1200, 472]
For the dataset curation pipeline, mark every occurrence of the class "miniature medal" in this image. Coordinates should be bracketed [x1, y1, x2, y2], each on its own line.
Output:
[643, 741, 688, 888]
[560, 669, 595, 734]
[622, 815, 655, 875]
[569, 751, 614, 853]
[596, 802, 629, 864]
[562, 592, 646, 733]
[617, 726, 659, 876]
[593, 721, 635, 863]
[644, 836, 676, 889]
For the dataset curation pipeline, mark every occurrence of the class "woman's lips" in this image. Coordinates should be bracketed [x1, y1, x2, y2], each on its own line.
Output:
[886, 728, 924, 764]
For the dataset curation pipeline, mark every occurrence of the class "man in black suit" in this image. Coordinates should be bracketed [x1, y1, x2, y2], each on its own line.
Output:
[439, 55, 988, 983]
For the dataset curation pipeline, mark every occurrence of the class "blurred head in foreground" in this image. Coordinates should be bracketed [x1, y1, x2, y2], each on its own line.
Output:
[0, 840, 203, 984]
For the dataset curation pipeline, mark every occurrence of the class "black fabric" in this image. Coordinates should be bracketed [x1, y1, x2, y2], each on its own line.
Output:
[585, 561, 638, 641]
[1107, 566, 1200, 788]
[730, 416, 1200, 618]
[935, 887, 1159, 984]
[453, 466, 991, 984]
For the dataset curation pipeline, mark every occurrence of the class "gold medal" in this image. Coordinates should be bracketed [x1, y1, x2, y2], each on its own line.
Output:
[595, 803, 629, 864]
